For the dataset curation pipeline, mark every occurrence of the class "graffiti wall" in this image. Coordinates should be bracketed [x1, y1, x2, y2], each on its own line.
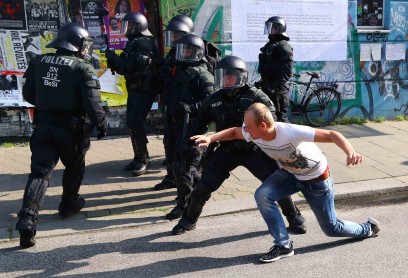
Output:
[159, 0, 408, 121]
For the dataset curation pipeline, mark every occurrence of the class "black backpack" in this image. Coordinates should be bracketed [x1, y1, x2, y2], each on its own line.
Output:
[202, 39, 221, 74]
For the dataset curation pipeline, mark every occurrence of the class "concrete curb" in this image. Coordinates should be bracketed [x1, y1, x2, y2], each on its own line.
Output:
[1, 179, 407, 244]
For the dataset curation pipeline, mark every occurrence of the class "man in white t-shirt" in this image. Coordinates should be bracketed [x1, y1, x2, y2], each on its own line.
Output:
[191, 102, 380, 263]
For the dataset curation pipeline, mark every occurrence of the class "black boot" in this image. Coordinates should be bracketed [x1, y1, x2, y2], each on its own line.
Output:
[16, 210, 37, 248]
[124, 132, 139, 171]
[132, 157, 149, 176]
[58, 197, 86, 218]
[166, 205, 185, 221]
[172, 217, 197, 235]
[123, 160, 137, 171]
[154, 176, 176, 190]
[20, 230, 36, 248]
[277, 196, 307, 234]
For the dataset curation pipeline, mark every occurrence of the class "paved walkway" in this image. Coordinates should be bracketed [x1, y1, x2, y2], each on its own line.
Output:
[1, 121, 408, 241]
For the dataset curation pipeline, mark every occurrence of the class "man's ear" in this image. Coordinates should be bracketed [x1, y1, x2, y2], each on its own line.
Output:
[261, 122, 267, 129]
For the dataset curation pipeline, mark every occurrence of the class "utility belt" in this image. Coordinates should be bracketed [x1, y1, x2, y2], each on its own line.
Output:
[305, 167, 330, 183]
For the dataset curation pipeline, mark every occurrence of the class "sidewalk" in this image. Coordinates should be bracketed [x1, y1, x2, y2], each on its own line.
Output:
[1, 121, 408, 242]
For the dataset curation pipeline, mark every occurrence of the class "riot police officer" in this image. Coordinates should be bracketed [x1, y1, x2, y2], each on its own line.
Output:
[154, 18, 194, 190]
[161, 34, 215, 218]
[171, 56, 306, 234]
[16, 23, 107, 248]
[105, 12, 160, 176]
[258, 16, 293, 122]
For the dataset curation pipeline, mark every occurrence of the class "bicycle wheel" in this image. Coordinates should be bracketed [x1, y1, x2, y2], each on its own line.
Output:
[304, 87, 341, 127]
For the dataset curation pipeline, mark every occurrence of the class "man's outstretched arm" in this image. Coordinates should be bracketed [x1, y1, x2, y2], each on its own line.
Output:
[191, 127, 244, 147]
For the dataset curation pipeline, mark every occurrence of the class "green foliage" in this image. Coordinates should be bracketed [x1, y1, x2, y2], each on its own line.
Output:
[0, 142, 29, 148]
[373, 116, 385, 123]
[394, 115, 408, 121]
[333, 116, 368, 125]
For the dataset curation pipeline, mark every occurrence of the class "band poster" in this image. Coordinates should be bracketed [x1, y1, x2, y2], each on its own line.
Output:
[104, 0, 144, 49]
[0, 31, 28, 71]
[81, 0, 105, 49]
[26, 0, 61, 32]
[0, 0, 28, 30]
[0, 74, 22, 106]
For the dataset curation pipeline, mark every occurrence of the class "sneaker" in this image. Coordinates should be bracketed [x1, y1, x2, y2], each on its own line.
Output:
[20, 230, 36, 248]
[171, 217, 196, 235]
[165, 205, 185, 221]
[368, 217, 380, 237]
[132, 160, 149, 176]
[154, 177, 176, 191]
[58, 198, 86, 218]
[287, 214, 307, 234]
[260, 242, 294, 263]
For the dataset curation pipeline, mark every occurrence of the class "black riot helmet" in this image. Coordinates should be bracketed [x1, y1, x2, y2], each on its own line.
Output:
[264, 16, 288, 39]
[175, 34, 204, 62]
[121, 12, 152, 37]
[169, 14, 194, 33]
[164, 20, 191, 47]
[46, 23, 94, 61]
[215, 56, 248, 92]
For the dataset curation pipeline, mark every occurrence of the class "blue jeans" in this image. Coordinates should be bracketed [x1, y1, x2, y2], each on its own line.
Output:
[255, 169, 372, 246]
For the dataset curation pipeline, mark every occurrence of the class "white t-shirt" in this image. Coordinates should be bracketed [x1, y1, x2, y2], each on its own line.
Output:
[242, 122, 327, 180]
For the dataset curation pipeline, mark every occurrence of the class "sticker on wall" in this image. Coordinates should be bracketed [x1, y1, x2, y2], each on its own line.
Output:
[385, 43, 406, 61]
[360, 43, 381, 61]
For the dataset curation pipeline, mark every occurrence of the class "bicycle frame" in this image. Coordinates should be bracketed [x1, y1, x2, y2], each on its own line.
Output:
[289, 75, 317, 115]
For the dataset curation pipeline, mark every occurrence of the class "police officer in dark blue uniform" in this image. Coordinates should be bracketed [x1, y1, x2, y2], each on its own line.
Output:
[16, 23, 107, 248]
[154, 18, 194, 190]
[105, 12, 160, 176]
[172, 56, 306, 235]
[161, 34, 215, 218]
[258, 16, 293, 122]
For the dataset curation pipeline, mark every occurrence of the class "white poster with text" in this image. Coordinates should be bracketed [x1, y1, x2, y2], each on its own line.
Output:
[231, 0, 348, 62]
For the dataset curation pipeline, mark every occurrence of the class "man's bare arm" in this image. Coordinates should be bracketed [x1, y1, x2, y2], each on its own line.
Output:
[314, 129, 363, 166]
[191, 127, 244, 147]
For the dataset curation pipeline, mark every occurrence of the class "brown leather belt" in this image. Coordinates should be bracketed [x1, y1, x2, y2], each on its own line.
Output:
[307, 167, 330, 183]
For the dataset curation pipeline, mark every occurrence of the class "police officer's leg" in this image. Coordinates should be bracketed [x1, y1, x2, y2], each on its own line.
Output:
[172, 149, 238, 235]
[154, 118, 177, 190]
[56, 126, 90, 217]
[166, 146, 202, 220]
[278, 90, 290, 123]
[124, 91, 154, 175]
[16, 124, 59, 248]
[243, 149, 306, 234]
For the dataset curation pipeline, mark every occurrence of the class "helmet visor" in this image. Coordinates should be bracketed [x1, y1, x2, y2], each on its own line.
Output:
[175, 43, 203, 62]
[121, 21, 141, 36]
[264, 21, 283, 35]
[215, 68, 247, 90]
[164, 31, 185, 47]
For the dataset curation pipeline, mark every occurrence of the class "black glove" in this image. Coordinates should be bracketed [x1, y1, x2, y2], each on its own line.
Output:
[97, 122, 108, 140]
[175, 102, 192, 117]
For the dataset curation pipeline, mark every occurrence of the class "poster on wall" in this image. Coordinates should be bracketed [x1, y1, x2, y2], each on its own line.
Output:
[357, 0, 384, 28]
[26, 0, 61, 32]
[20, 30, 56, 64]
[0, 75, 21, 105]
[0, 0, 27, 30]
[104, 0, 144, 49]
[81, 0, 105, 49]
[0, 31, 28, 71]
[231, 0, 348, 62]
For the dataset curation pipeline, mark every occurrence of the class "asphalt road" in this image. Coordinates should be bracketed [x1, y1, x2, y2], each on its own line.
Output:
[1, 201, 407, 278]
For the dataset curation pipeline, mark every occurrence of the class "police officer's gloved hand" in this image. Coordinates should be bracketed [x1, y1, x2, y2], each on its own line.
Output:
[175, 102, 192, 118]
[97, 122, 108, 140]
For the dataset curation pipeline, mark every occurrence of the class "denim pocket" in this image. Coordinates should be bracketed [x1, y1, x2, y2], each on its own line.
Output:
[309, 180, 329, 194]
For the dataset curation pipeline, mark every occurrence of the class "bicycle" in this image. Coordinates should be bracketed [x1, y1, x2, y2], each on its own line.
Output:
[288, 71, 342, 127]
